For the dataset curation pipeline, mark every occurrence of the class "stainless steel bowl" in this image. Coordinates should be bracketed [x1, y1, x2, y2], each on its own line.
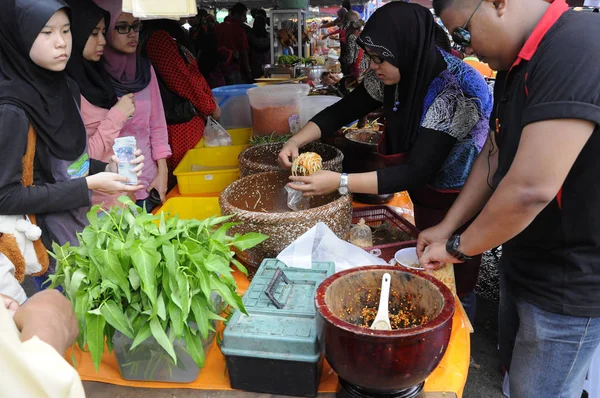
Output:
[294, 65, 328, 83]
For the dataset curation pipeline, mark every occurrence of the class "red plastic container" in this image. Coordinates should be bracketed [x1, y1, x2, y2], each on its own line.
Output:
[351, 205, 420, 262]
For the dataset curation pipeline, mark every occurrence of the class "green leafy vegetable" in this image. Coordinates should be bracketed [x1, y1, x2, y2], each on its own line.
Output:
[49, 197, 268, 373]
[248, 132, 292, 146]
[277, 54, 300, 65]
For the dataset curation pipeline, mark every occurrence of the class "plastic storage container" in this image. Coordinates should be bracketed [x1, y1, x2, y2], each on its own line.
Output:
[247, 84, 310, 136]
[221, 258, 335, 397]
[326, 54, 341, 73]
[158, 197, 221, 220]
[299, 95, 341, 127]
[212, 84, 256, 129]
[351, 205, 420, 262]
[195, 127, 252, 148]
[173, 147, 240, 195]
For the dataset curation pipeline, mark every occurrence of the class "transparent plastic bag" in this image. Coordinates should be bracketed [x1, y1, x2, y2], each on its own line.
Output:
[113, 136, 138, 185]
[203, 116, 232, 147]
[285, 184, 310, 211]
[348, 218, 373, 248]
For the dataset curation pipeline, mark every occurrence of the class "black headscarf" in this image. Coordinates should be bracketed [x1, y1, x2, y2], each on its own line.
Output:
[0, 0, 87, 161]
[65, 0, 117, 110]
[357, 2, 447, 154]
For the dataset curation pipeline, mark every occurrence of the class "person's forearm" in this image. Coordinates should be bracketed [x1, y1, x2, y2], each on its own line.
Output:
[438, 134, 497, 232]
[458, 175, 552, 256]
[19, 321, 71, 354]
[348, 171, 378, 194]
[289, 122, 322, 147]
[156, 158, 168, 174]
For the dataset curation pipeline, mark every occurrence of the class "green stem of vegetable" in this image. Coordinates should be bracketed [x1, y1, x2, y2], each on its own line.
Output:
[101, 208, 125, 241]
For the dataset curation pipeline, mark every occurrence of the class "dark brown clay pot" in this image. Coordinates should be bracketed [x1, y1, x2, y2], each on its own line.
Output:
[315, 266, 455, 393]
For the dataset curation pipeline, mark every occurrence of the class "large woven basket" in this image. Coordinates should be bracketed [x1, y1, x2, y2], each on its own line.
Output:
[238, 142, 343, 177]
[219, 171, 353, 277]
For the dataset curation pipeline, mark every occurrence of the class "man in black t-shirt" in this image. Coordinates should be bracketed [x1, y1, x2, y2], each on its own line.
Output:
[417, 0, 600, 396]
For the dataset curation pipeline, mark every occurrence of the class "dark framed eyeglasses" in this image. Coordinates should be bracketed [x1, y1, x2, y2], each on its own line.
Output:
[451, 0, 484, 51]
[114, 22, 143, 34]
[364, 52, 383, 65]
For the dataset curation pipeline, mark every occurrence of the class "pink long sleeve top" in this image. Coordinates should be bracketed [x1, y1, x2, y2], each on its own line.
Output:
[81, 96, 128, 162]
[81, 66, 171, 206]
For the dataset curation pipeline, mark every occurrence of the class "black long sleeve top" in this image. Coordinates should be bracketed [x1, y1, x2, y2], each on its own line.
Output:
[311, 83, 456, 194]
[0, 104, 105, 215]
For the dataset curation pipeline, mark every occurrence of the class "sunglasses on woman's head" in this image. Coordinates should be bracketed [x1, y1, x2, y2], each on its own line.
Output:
[114, 22, 142, 34]
[451, 0, 484, 51]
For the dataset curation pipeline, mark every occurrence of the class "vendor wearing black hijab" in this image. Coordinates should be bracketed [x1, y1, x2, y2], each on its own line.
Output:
[0, 0, 143, 290]
[278, 2, 492, 318]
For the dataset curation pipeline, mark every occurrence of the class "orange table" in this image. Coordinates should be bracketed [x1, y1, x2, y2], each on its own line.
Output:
[76, 188, 469, 396]
[69, 269, 470, 396]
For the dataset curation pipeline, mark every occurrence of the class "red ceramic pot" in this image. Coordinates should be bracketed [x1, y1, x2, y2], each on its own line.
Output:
[315, 266, 455, 393]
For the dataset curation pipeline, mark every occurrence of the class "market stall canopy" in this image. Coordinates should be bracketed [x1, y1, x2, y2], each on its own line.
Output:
[123, 0, 198, 18]
[197, 0, 434, 10]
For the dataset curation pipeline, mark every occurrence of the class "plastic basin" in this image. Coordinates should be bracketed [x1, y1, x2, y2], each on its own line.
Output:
[247, 84, 310, 136]
[212, 84, 256, 129]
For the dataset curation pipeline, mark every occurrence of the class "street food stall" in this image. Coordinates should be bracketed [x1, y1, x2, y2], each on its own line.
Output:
[60, 102, 472, 397]
[49, 2, 473, 397]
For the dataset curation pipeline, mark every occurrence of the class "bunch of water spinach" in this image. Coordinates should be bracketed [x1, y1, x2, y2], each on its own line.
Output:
[49, 196, 268, 371]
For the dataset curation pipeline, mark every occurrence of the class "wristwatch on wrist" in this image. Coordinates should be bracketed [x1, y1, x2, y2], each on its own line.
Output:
[338, 173, 349, 195]
[445, 234, 473, 262]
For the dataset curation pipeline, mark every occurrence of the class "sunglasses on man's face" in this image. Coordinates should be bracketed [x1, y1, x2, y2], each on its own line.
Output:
[115, 22, 143, 34]
[451, 0, 484, 51]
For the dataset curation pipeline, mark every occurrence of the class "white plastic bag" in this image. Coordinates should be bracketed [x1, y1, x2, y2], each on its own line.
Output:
[204, 116, 232, 147]
[276, 222, 387, 273]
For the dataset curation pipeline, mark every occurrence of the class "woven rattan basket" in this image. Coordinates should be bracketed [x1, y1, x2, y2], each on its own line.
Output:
[238, 142, 343, 177]
[219, 171, 353, 277]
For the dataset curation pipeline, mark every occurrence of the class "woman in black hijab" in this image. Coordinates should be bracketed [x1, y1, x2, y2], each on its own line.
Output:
[278, 2, 493, 320]
[0, 0, 143, 292]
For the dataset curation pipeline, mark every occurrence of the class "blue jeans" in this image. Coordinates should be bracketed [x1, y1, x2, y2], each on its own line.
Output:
[499, 257, 600, 398]
[459, 290, 477, 326]
[33, 274, 62, 292]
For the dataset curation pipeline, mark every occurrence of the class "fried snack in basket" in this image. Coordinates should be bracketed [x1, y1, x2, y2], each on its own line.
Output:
[426, 264, 457, 295]
[291, 152, 323, 176]
[427, 264, 474, 332]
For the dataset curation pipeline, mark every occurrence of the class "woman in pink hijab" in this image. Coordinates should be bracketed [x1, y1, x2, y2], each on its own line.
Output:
[93, 0, 171, 211]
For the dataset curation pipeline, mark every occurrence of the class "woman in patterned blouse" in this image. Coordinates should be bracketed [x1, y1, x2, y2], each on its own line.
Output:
[279, 2, 493, 322]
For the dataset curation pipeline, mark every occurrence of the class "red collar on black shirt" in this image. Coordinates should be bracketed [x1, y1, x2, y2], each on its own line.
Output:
[496, 0, 570, 133]
[512, 0, 569, 68]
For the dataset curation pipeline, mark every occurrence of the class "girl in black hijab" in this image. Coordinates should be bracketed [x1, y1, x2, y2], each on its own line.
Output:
[65, 0, 137, 177]
[278, 2, 493, 321]
[65, 0, 117, 110]
[0, 0, 143, 292]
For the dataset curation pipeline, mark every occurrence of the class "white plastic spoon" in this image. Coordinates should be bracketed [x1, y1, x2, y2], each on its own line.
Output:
[370, 272, 392, 331]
